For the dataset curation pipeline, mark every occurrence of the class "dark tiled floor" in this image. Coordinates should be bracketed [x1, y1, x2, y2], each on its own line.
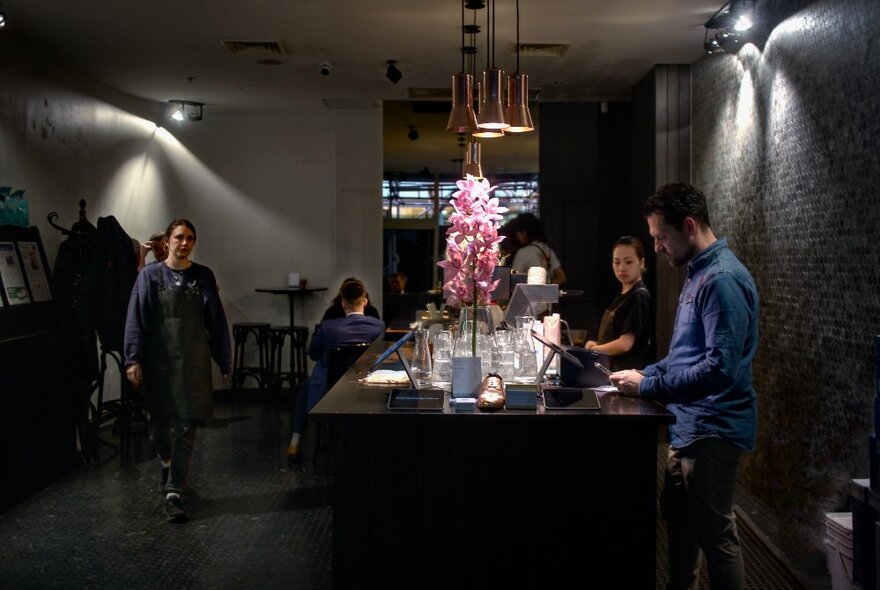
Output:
[0, 391, 831, 589]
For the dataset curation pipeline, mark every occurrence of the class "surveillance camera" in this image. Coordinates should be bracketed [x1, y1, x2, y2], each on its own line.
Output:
[319, 63, 332, 76]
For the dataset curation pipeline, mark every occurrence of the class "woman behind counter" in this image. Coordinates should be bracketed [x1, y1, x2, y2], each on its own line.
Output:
[510, 213, 567, 285]
[586, 236, 653, 371]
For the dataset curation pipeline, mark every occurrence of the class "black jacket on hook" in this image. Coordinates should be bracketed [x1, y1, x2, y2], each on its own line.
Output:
[77, 216, 138, 352]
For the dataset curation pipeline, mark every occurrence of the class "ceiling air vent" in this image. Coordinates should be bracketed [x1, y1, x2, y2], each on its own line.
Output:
[220, 39, 287, 55]
[515, 43, 570, 58]
[408, 88, 452, 100]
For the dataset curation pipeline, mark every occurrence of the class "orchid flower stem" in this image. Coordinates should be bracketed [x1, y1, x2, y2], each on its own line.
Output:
[471, 260, 478, 357]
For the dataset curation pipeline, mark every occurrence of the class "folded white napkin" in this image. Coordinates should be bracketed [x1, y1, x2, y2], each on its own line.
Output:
[360, 370, 410, 385]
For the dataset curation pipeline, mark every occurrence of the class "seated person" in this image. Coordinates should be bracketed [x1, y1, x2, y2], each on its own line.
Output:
[321, 276, 380, 320]
[387, 272, 407, 294]
[288, 277, 385, 460]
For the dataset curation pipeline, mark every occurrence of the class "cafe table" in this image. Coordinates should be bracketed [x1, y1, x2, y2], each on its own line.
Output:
[254, 286, 328, 374]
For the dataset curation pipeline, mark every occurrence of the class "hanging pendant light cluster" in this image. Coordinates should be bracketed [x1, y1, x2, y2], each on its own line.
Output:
[445, 0, 533, 179]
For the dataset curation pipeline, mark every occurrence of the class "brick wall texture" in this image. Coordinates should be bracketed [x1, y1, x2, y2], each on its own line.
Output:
[691, 0, 880, 555]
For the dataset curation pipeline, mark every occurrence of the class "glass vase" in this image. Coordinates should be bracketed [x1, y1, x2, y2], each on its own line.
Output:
[455, 305, 495, 358]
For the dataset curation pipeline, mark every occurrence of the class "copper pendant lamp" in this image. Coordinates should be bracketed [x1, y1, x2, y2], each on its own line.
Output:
[473, 80, 505, 138]
[463, 141, 484, 179]
[505, 0, 534, 133]
[447, 0, 479, 133]
[476, 0, 508, 131]
[447, 73, 479, 133]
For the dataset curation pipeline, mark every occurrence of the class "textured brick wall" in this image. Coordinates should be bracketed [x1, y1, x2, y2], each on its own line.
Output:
[692, 0, 880, 557]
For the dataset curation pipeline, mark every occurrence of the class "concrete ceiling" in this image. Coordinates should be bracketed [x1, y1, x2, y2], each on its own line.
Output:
[2, 0, 721, 176]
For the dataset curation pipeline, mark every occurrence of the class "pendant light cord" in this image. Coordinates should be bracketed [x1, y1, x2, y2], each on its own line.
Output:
[470, 9, 477, 78]
[515, 0, 520, 73]
[460, 0, 465, 73]
[486, 1, 491, 69]
[491, 0, 496, 69]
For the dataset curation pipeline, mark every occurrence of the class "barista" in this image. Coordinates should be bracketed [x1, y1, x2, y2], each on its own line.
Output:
[586, 236, 652, 370]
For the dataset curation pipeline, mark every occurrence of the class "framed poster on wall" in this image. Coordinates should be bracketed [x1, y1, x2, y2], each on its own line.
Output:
[17, 241, 52, 302]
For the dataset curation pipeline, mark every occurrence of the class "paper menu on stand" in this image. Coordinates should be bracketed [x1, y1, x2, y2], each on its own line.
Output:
[0, 242, 30, 305]
[17, 242, 52, 302]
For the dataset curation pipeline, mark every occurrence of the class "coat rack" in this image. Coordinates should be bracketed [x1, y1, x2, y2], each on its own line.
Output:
[47, 198, 96, 236]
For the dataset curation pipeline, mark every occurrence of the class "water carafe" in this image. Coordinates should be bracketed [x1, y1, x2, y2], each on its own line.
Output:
[411, 327, 433, 388]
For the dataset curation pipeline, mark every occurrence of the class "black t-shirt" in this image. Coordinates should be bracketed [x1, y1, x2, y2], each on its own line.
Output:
[603, 281, 652, 371]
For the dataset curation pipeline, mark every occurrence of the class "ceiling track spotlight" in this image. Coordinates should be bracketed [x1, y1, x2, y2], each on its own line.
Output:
[167, 100, 204, 122]
[703, 0, 755, 54]
[407, 125, 419, 141]
[0, 10, 7, 29]
[386, 60, 402, 84]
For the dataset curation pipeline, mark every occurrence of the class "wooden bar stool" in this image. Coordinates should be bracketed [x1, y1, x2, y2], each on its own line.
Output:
[268, 326, 310, 389]
[268, 325, 308, 390]
[231, 322, 271, 391]
[289, 326, 309, 387]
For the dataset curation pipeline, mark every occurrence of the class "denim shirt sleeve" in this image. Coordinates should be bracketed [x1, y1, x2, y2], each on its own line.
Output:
[639, 271, 753, 402]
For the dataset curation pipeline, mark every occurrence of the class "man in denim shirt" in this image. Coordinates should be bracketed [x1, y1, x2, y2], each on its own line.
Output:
[611, 183, 759, 590]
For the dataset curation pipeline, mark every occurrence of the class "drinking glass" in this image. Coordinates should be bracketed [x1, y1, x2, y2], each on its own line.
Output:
[513, 326, 537, 383]
[431, 329, 454, 385]
[494, 329, 516, 382]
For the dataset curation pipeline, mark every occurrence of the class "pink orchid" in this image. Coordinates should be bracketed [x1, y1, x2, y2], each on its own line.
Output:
[439, 174, 508, 349]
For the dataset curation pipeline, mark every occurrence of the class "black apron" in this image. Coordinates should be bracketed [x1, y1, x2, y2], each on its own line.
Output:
[597, 285, 648, 345]
[142, 268, 214, 420]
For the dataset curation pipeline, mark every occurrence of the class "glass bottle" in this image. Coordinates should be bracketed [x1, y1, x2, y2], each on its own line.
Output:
[513, 326, 537, 383]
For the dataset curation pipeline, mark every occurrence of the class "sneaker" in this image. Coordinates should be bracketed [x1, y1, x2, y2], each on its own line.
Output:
[164, 494, 188, 523]
[287, 443, 301, 462]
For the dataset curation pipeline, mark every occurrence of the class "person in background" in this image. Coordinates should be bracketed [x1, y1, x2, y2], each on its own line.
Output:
[321, 276, 381, 321]
[610, 183, 759, 589]
[510, 213, 567, 285]
[586, 236, 653, 371]
[136, 231, 168, 271]
[124, 219, 232, 523]
[497, 218, 521, 267]
[388, 272, 407, 294]
[288, 277, 385, 461]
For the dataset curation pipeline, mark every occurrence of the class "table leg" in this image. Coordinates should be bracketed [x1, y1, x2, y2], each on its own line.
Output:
[288, 294, 296, 381]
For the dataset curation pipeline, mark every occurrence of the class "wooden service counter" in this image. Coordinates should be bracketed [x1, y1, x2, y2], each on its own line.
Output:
[311, 339, 675, 589]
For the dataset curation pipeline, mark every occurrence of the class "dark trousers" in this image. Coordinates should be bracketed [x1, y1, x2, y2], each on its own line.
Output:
[661, 437, 745, 590]
[149, 417, 198, 494]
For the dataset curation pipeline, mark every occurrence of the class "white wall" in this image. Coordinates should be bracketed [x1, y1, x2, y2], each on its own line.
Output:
[1, 38, 384, 395]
